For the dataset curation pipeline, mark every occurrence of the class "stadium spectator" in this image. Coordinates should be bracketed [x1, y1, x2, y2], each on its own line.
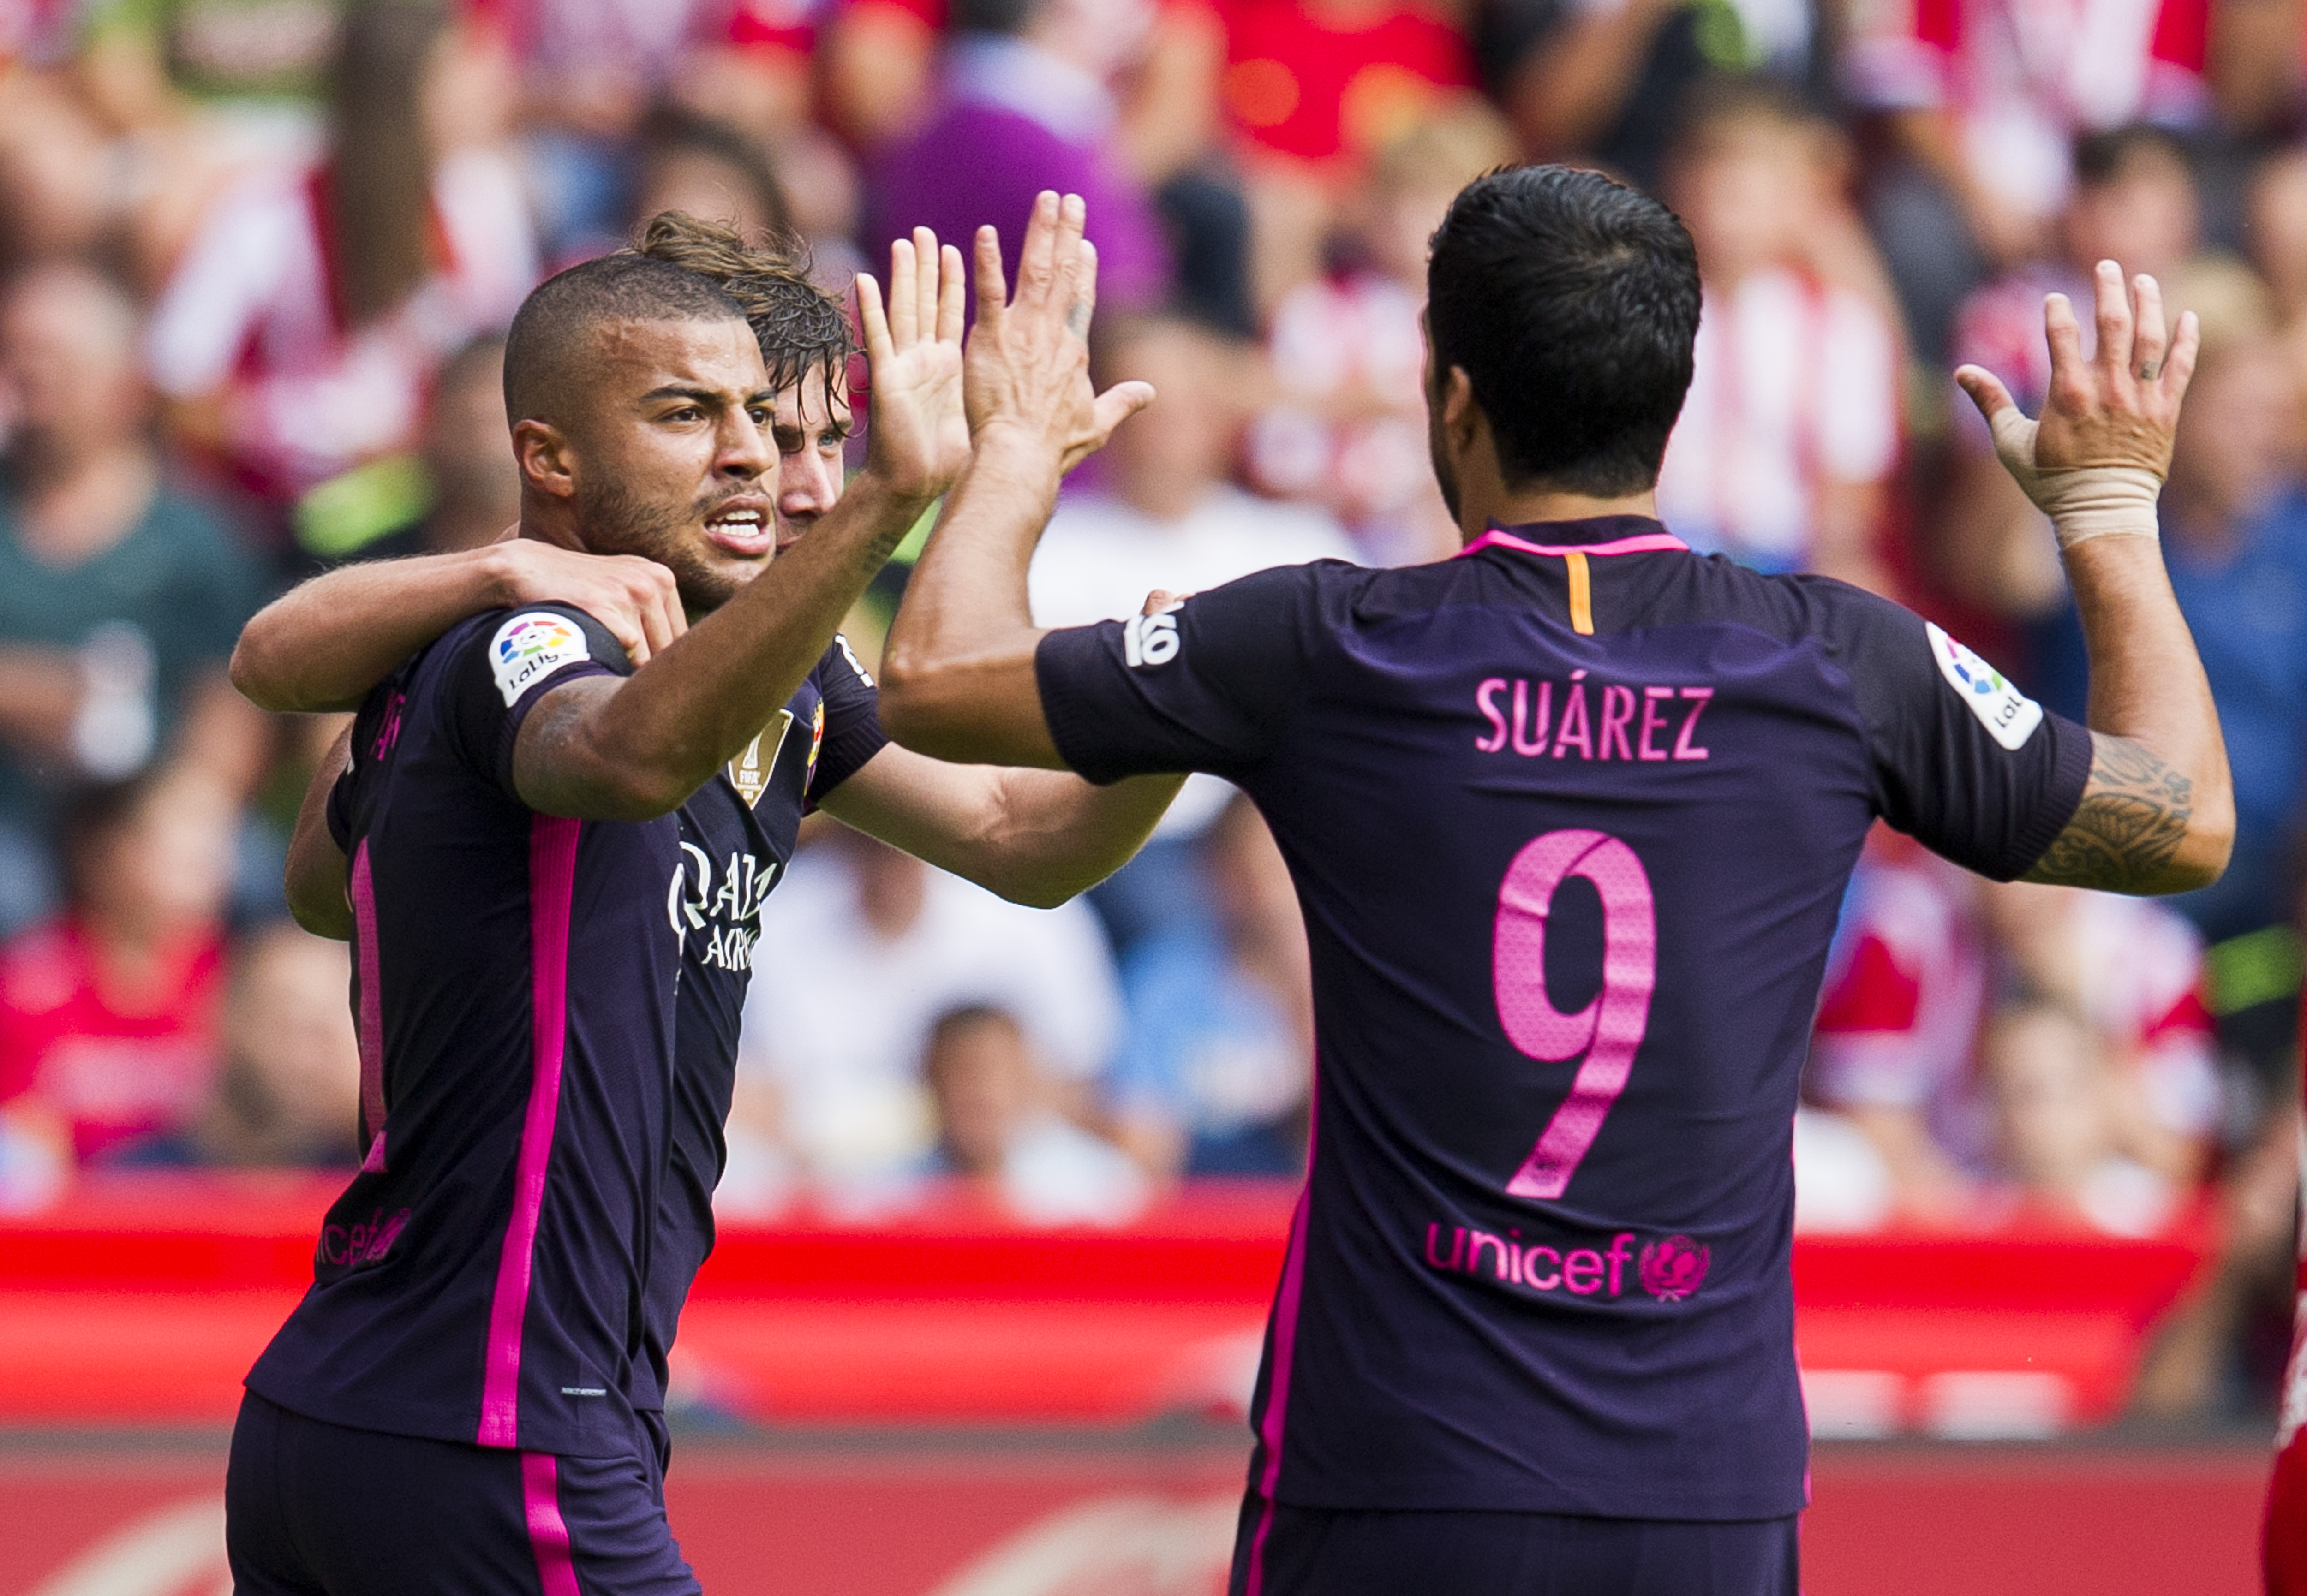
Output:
[143, 0, 537, 524]
[0, 771, 236, 1166]
[1984, 881, 2221, 1185]
[1846, 0, 2212, 358]
[1807, 828, 1989, 1222]
[864, 0, 1171, 319]
[0, 71, 121, 279]
[115, 921, 359, 1169]
[1106, 795, 1311, 1179]
[732, 825, 1124, 1191]
[1029, 314, 1354, 948]
[0, 264, 267, 936]
[1983, 1003, 2186, 1237]
[629, 108, 794, 248]
[1246, 106, 1508, 566]
[295, 333, 521, 565]
[923, 1004, 1148, 1224]
[1654, 82, 1903, 589]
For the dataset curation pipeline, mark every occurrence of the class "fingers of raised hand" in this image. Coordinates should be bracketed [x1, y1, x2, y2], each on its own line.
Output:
[886, 237, 919, 346]
[973, 226, 1007, 326]
[938, 243, 967, 345]
[1018, 191, 1062, 306]
[1953, 363, 2017, 427]
[913, 228, 941, 346]
[1066, 236, 1100, 342]
[1051, 194, 1088, 305]
[2042, 292, 2093, 412]
[2159, 309, 2202, 411]
[2090, 260, 2135, 384]
[856, 270, 892, 362]
[2130, 273, 2168, 388]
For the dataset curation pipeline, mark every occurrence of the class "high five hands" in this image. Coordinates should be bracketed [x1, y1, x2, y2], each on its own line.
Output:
[852, 191, 1155, 505]
[1954, 261, 2201, 546]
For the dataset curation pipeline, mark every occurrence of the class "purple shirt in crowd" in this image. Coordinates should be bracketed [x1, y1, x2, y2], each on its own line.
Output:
[868, 36, 1170, 314]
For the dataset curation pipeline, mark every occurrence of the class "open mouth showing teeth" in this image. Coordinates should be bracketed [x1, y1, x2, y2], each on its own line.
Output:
[705, 506, 772, 550]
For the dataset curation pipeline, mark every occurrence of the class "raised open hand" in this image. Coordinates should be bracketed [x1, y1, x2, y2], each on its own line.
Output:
[1954, 261, 2200, 527]
[964, 191, 1154, 474]
[855, 227, 971, 503]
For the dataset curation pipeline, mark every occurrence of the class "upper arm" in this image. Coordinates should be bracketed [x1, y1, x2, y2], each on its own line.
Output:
[285, 725, 355, 940]
[1833, 588, 2094, 881]
[1029, 565, 1326, 784]
[434, 607, 649, 818]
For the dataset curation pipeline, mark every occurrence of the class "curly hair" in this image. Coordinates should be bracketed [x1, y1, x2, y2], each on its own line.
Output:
[633, 211, 857, 403]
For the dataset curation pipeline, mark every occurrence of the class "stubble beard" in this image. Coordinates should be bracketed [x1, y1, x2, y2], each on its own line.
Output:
[574, 473, 745, 615]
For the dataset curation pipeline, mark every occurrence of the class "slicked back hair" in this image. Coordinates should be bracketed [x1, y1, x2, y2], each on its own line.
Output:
[502, 252, 751, 427]
[633, 211, 857, 405]
[1427, 165, 1702, 497]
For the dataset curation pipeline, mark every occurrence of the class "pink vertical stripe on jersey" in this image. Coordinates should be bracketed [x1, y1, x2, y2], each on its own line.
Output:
[1244, 1086, 1319, 1596]
[348, 841, 388, 1173]
[478, 815, 582, 1448]
[1457, 528, 1691, 560]
[521, 1451, 583, 1596]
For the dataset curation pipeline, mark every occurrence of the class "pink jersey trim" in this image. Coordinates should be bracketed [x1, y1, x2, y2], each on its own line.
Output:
[1244, 1084, 1319, 1596]
[348, 841, 388, 1174]
[479, 815, 582, 1449]
[1458, 529, 1691, 560]
[521, 1451, 584, 1596]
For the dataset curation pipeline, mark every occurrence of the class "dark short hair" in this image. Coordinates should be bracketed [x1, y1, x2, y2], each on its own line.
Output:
[502, 253, 748, 425]
[634, 211, 857, 401]
[1427, 165, 1701, 497]
[2073, 123, 2190, 191]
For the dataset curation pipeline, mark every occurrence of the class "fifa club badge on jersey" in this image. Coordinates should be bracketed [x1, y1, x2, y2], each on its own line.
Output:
[1925, 622, 2043, 751]
[804, 700, 826, 791]
[489, 613, 589, 707]
[728, 710, 795, 809]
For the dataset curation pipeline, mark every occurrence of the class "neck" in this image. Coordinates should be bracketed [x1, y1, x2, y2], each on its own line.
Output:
[1457, 485, 1659, 545]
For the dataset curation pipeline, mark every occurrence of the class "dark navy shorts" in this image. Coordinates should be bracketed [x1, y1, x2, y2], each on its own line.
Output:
[227, 1393, 699, 1596]
[1228, 1493, 1800, 1596]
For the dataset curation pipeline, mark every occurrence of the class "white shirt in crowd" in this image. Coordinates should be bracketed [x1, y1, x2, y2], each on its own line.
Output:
[1655, 268, 1900, 573]
[735, 845, 1123, 1184]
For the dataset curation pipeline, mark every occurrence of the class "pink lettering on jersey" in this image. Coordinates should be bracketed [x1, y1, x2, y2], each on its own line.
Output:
[1495, 831, 1657, 1200]
[1422, 1226, 1665, 1301]
[1553, 675, 1593, 759]
[1473, 677, 1715, 764]
[1597, 686, 1637, 760]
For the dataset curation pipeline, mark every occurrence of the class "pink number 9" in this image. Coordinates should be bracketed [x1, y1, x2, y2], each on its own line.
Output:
[1494, 829, 1657, 1200]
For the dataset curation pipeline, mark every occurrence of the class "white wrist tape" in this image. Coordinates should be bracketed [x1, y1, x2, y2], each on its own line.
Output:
[1986, 407, 2162, 548]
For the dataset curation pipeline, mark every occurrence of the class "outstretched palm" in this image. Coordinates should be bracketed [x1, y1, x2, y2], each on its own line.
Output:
[856, 227, 972, 503]
[1955, 260, 2200, 484]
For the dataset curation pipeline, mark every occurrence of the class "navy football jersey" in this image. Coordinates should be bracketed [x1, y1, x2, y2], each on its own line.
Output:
[1034, 518, 2090, 1521]
[247, 602, 884, 1455]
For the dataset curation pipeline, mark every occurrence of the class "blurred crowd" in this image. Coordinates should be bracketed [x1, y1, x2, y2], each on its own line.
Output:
[0, 0, 2306, 1419]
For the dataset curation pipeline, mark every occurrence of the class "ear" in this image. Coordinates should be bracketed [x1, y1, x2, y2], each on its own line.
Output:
[513, 418, 575, 502]
[1442, 366, 1479, 443]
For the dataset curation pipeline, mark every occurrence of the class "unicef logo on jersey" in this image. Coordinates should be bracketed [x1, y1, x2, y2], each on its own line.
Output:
[1424, 1221, 1712, 1304]
[1638, 1235, 1711, 1302]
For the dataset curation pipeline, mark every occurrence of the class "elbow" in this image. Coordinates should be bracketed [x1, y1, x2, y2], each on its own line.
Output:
[874, 655, 962, 761]
[228, 633, 291, 713]
[2167, 798, 2235, 895]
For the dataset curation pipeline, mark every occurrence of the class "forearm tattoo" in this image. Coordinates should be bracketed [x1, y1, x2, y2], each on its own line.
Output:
[2022, 733, 2193, 893]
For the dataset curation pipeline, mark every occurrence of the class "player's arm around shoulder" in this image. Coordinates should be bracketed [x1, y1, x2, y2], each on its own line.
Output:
[1958, 262, 2234, 896]
[230, 540, 686, 714]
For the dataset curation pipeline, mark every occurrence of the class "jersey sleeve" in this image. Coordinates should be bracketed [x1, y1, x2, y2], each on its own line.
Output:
[1812, 580, 2092, 881]
[803, 632, 891, 809]
[1032, 563, 1333, 784]
[441, 604, 631, 801]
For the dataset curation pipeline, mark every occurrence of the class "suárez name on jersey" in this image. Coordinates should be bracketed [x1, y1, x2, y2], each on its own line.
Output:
[1474, 670, 1713, 762]
[668, 843, 778, 971]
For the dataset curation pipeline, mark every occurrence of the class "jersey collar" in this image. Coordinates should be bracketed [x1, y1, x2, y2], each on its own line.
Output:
[1457, 516, 1689, 560]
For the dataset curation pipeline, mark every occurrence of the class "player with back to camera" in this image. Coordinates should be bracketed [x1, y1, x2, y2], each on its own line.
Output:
[224, 202, 1160, 1596]
[874, 165, 2231, 1594]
